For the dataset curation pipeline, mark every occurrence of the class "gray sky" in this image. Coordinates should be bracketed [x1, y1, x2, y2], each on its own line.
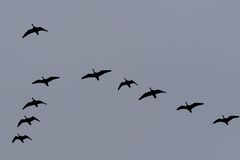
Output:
[1, 0, 240, 159]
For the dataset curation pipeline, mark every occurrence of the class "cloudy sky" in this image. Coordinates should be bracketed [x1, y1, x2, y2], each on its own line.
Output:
[1, 0, 240, 159]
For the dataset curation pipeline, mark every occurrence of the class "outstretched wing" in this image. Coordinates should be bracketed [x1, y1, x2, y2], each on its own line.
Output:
[139, 91, 151, 100]
[213, 118, 223, 124]
[190, 102, 204, 109]
[12, 136, 18, 143]
[176, 105, 187, 111]
[118, 82, 125, 90]
[22, 29, 34, 38]
[130, 80, 138, 86]
[81, 73, 94, 79]
[31, 116, 40, 122]
[23, 135, 32, 141]
[22, 102, 32, 110]
[17, 119, 25, 127]
[32, 79, 43, 84]
[39, 27, 48, 32]
[47, 76, 60, 82]
[227, 115, 239, 121]
[38, 100, 47, 105]
[98, 70, 112, 76]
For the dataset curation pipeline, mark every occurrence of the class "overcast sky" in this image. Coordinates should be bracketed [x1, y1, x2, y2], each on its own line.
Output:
[1, 0, 240, 159]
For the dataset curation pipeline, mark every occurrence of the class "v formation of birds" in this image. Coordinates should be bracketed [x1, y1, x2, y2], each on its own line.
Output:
[12, 24, 239, 143]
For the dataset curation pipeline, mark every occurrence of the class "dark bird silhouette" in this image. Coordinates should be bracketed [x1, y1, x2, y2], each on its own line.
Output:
[32, 76, 60, 86]
[12, 134, 32, 143]
[22, 24, 48, 38]
[17, 116, 40, 127]
[138, 88, 166, 100]
[213, 115, 239, 125]
[22, 97, 47, 110]
[118, 78, 138, 90]
[81, 69, 112, 81]
[177, 102, 204, 113]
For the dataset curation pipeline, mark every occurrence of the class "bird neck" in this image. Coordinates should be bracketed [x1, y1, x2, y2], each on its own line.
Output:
[31, 24, 35, 28]
[24, 116, 27, 119]
[92, 69, 96, 73]
[185, 102, 188, 106]
[149, 87, 152, 91]
[222, 115, 225, 119]
[42, 76, 45, 80]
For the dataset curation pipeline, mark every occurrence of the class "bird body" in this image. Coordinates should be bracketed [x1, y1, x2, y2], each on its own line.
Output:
[177, 102, 204, 113]
[139, 88, 166, 100]
[22, 97, 47, 110]
[213, 115, 239, 125]
[22, 24, 48, 38]
[32, 76, 60, 86]
[17, 116, 40, 127]
[81, 69, 111, 81]
[118, 78, 138, 90]
[12, 134, 32, 143]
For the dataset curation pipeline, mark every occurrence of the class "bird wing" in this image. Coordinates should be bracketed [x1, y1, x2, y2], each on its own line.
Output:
[130, 80, 138, 86]
[81, 73, 94, 79]
[98, 70, 112, 76]
[176, 105, 188, 110]
[190, 102, 204, 109]
[118, 82, 125, 90]
[39, 100, 47, 105]
[17, 119, 25, 127]
[31, 117, 40, 122]
[32, 79, 43, 84]
[139, 91, 151, 100]
[23, 135, 32, 140]
[39, 27, 48, 32]
[227, 115, 239, 121]
[46, 76, 60, 82]
[213, 118, 223, 124]
[22, 102, 32, 110]
[12, 136, 18, 143]
[22, 29, 34, 38]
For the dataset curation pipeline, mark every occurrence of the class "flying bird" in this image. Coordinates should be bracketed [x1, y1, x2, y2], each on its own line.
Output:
[32, 76, 60, 86]
[22, 97, 47, 110]
[81, 69, 112, 81]
[118, 78, 138, 90]
[12, 134, 32, 143]
[17, 116, 40, 127]
[213, 115, 239, 125]
[139, 87, 166, 100]
[22, 24, 48, 38]
[177, 102, 204, 113]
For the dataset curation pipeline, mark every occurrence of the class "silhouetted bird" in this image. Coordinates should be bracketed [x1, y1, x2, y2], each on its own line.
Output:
[32, 76, 60, 86]
[22, 97, 47, 110]
[118, 78, 138, 90]
[177, 102, 204, 113]
[139, 88, 166, 100]
[213, 115, 239, 125]
[17, 116, 40, 127]
[81, 69, 112, 81]
[22, 24, 48, 38]
[12, 134, 32, 143]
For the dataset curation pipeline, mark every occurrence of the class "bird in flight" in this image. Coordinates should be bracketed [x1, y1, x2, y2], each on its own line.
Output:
[118, 78, 138, 90]
[17, 116, 40, 127]
[213, 115, 239, 125]
[22, 97, 47, 110]
[177, 102, 204, 113]
[22, 24, 48, 38]
[81, 69, 112, 81]
[139, 87, 166, 100]
[12, 134, 32, 143]
[32, 76, 60, 86]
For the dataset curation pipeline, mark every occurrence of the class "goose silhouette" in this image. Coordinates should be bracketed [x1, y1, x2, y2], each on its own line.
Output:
[12, 134, 32, 143]
[139, 88, 166, 100]
[81, 69, 111, 81]
[177, 102, 204, 113]
[22, 97, 47, 110]
[17, 116, 40, 127]
[32, 76, 60, 86]
[22, 24, 48, 38]
[213, 115, 239, 125]
[118, 78, 138, 90]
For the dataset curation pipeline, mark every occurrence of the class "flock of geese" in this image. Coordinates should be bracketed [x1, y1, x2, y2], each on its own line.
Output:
[12, 24, 239, 143]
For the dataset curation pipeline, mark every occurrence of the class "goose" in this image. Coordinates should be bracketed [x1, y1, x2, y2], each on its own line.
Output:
[12, 134, 32, 143]
[22, 97, 47, 110]
[177, 102, 204, 113]
[22, 24, 48, 38]
[118, 78, 138, 90]
[213, 115, 239, 125]
[139, 88, 166, 100]
[17, 116, 40, 127]
[81, 69, 111, 81]
[32, 76, 60, 86]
